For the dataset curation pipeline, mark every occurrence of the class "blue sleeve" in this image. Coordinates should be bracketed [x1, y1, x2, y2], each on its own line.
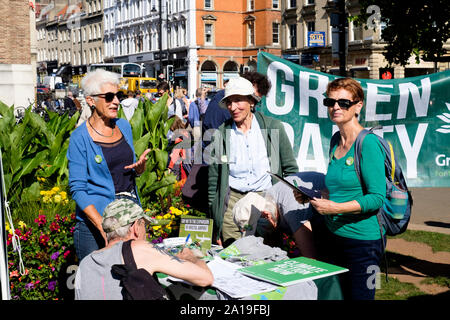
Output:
[188, 102, 200, 127]
[67, 132, 95, 211]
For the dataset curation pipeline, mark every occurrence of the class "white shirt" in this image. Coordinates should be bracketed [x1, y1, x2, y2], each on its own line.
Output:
[228, 115, 272, 192]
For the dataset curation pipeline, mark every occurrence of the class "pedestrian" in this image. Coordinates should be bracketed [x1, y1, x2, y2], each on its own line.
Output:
[74, 198, 213, 300]
[293, 77, 386, 300]
[208, 77, 298, 247]
[120, 90, 139, 121]
[67, 69, 151, 261]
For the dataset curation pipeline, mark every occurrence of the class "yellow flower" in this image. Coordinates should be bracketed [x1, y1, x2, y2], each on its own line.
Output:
[59, 191, 67, 199]
[18, 221, 27, 229]
[156, 215, 163, 220]
[42, 196, 51, 203]
[51, 186, 60, 192]
[152, 226, 161, 231]
[54, 195, 62, 203]
[163, 213, 171, 220]
[40, 190, 46, 196]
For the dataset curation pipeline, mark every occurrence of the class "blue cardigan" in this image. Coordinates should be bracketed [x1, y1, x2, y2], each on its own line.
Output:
[67, 118, 139, 222]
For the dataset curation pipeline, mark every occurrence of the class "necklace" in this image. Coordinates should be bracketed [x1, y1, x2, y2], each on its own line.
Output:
[88, 117, 114, 138]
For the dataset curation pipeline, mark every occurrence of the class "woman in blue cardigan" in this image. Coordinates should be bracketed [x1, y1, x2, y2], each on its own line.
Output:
[67, 69, 150, 261]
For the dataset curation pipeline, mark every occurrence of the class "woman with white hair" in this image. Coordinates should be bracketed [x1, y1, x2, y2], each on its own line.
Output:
[67, 69, 150, 261]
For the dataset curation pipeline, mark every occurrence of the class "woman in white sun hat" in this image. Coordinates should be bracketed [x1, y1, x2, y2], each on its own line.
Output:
[207, 76, 298, 247]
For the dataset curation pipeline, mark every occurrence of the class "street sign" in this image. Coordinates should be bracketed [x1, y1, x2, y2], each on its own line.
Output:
[307, 31, 326, 47]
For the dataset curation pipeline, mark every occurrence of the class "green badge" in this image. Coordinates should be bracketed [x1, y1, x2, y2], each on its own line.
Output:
[95, 155, 102, 163]
[346, 156, 354, 166]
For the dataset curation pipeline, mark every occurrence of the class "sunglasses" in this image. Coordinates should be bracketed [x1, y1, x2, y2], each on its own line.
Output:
[323, 98, 360, 109]
[92, 92, 120, 103]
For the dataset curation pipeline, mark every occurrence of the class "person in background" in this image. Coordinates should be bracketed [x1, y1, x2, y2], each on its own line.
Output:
[64, 91, 77, 116]
[67, 69, 151, 261]
[75, 198, 213, 300]
[208, 77, 298, 247]
[202, 81, 230, 132]
[154, 81, 171, 105]
[293, 77, 386, 300]
[241, 71, 271, 104]
[120, 90, 139, 121]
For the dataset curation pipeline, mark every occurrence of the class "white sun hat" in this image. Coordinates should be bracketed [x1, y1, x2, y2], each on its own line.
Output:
[233, 192, 277, 237]
[219, 77, 260, 109]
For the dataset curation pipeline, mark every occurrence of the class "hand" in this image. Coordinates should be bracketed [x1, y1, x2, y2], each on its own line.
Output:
[261, 210, 278, 229]
[310, 198, 338, 215]
[176, 248, 197, 263]
[124, 148, 151, 175]
[293, 189, 310, 205]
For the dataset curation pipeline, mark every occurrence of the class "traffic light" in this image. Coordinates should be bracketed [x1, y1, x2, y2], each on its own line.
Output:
[166, 65, 174, 82]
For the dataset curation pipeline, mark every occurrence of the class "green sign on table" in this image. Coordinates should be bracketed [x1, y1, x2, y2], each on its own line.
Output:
[239, 257, 348, 287]
[178, 215, 213, 253]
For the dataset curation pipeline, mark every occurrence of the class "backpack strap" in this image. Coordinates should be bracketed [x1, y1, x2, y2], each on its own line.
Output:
[353, 127, 389, 282]
[122, 239, 138, 271]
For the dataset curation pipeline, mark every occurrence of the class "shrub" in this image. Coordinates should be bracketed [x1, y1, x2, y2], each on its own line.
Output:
[6, 212, 78, 300]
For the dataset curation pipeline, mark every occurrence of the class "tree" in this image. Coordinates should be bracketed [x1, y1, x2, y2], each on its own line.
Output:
[352, 0, 450, 67]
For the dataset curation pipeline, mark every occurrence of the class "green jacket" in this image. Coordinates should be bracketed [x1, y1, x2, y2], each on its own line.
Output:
[207, 111, 299, 239]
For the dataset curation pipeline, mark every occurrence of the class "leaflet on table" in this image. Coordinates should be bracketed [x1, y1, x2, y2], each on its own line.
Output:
[179, 215, 213, 253]
[238, 257, 348, 287]
[267, 171, 321, 199]
[205, 257, 278, 299]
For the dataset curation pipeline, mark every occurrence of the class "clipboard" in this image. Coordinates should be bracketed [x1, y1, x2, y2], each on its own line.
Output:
[267, 172, 321, 199]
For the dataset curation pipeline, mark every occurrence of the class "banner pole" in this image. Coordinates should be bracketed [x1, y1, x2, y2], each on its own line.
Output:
[0, 148, 11, 300]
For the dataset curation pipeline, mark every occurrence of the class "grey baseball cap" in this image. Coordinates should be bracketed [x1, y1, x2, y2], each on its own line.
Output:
[102, 198, 154, 233]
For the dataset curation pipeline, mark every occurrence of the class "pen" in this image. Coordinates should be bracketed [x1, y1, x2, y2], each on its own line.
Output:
[184, 234, 191, 248]
[293, 179, 299, 189]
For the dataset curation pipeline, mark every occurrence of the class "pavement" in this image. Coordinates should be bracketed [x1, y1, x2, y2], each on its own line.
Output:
[407, 188, 450, 235]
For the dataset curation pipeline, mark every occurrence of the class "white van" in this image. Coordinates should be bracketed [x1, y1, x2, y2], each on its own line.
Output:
[43, 75, 63, 91]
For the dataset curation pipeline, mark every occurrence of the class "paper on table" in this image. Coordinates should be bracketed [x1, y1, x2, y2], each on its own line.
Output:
[206, 257, 278, 299]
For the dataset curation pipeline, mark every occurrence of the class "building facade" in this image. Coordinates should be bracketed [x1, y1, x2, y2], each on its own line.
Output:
[0, 0, 36, 109]
[197, 0, 282, 89]
[36, 0, 103, 79]
[281, 0, 449, 79]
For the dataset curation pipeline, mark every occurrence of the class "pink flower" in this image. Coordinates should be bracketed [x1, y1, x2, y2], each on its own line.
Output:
[34, 215, 47, 226]
[49, 222, 60, 232]
[10, 270, 19, 278]
[63, 250, 70, 259]
[39, 234, 50, 246]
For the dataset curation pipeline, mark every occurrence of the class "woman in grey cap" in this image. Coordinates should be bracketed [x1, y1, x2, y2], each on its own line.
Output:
[207, 77, 298, 247]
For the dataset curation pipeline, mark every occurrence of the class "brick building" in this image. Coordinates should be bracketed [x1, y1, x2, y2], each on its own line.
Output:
[197, 0, 282, 89]
[0, 0, 36, 109]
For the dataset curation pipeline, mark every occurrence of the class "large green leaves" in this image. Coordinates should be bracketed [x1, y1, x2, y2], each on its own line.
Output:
[0, 103, 79, 208]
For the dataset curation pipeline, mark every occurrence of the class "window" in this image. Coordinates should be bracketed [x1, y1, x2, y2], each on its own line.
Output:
[307, 21, 315, 32]
[205, 23, 213, 45]
[247, 23, 255, 46]
[205, 0, 212, 9]
[306, 0, 315, 4]
[248, 0, 254, 11]
[272, 0, 279, 9]
[289, 0, 296, 8]
[272, 22, 280, 44]
[289, 24, 297, 48]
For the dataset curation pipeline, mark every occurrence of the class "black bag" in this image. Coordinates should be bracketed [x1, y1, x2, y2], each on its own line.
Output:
[111, 240, 169, 300]
[181, 164, 209, 213]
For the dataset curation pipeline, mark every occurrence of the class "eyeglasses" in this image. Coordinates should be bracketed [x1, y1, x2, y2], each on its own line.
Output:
[92, 92, 120, 103]
[323, 98, 360, 109]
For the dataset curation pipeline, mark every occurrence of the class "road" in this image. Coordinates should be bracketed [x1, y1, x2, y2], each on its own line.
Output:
[408, 188, 450, 234]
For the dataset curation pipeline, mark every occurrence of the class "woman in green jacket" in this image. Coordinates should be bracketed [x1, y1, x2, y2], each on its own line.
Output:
[207, 77, 298, 247]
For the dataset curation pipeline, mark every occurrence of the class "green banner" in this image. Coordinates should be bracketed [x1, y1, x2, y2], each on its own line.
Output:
[257, 51, 450, 187]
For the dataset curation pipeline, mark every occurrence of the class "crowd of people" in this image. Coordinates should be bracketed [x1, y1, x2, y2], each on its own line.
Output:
[66, 68, 387, 301]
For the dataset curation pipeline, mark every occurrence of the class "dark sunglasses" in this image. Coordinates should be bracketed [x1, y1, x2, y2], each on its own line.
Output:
[92, 92, 120, 102]
[323, 98, 360, 109]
